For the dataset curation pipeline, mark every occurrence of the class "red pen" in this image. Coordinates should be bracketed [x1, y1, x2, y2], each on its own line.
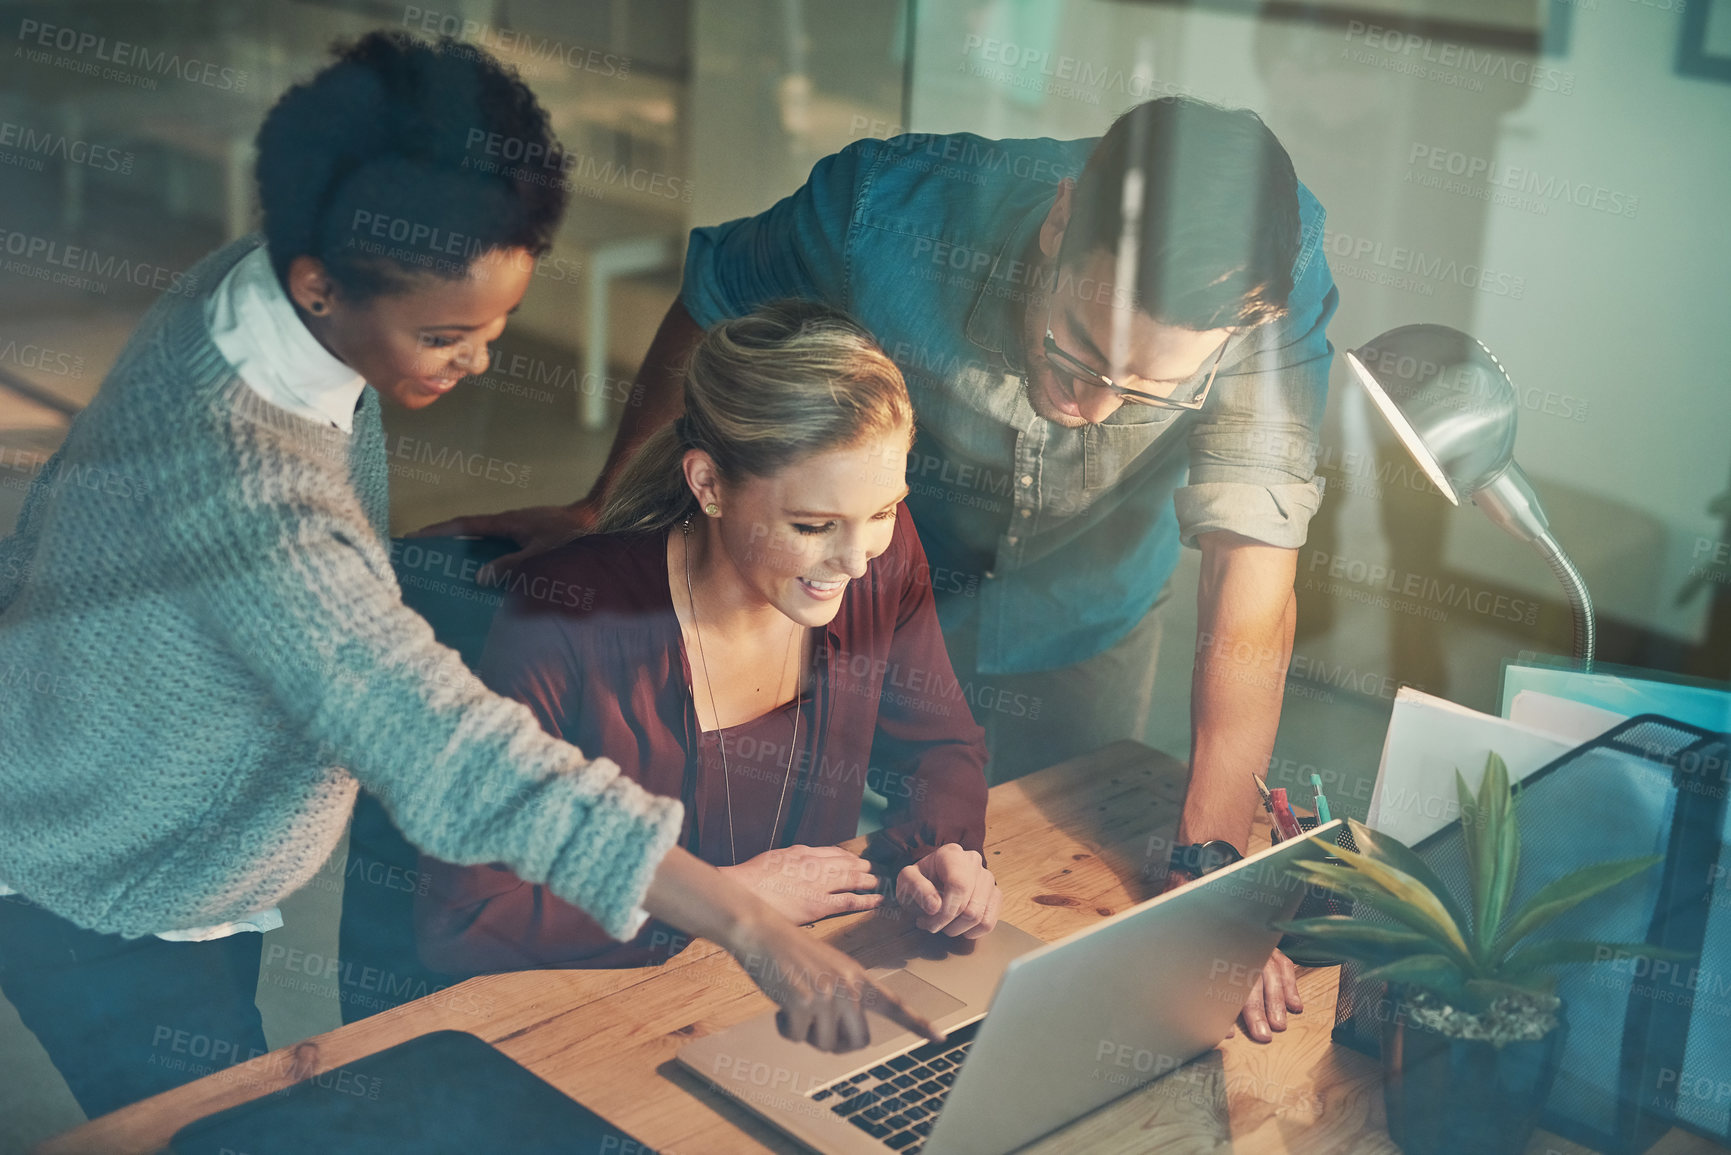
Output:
[1270, 788, 1304, 841]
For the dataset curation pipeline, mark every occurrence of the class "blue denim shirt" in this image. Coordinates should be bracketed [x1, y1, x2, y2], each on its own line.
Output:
[683, 132, 1337, 675]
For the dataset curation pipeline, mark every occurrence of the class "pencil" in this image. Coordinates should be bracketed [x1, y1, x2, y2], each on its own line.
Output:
[1252, 773, 1275, 814]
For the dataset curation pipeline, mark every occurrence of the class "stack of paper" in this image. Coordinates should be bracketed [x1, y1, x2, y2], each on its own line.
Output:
[1367, 688, 1574, 847]
[1368, 663, 1728, 848]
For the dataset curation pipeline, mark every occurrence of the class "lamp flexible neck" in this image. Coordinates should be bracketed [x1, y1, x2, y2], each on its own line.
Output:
[1473, 464, 1595, 667]
[1534, 533, 1596, 668]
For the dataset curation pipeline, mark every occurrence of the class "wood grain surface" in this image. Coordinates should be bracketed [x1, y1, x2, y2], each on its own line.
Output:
[36, 741, 1729, 1155]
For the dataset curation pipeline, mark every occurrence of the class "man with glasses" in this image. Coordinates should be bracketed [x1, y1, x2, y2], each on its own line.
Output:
[427, 97, 1337, 1043]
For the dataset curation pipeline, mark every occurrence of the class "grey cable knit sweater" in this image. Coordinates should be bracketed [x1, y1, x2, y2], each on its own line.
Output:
[0, 237, 682, 940]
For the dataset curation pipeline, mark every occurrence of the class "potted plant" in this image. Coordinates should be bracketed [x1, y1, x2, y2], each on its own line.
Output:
[1275, 753, 1686, 1155]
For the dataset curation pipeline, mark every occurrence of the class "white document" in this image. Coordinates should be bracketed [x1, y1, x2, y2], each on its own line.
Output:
[1507, 690, 1627, 745]
[1367, 687, 1573, 848]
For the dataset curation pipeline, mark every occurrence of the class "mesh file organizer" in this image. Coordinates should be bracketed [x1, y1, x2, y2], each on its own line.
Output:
[1331, 715, 1731, 1154]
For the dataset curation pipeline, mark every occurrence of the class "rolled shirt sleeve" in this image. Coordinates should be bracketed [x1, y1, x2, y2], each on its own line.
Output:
[1176, 194, 1338, 550]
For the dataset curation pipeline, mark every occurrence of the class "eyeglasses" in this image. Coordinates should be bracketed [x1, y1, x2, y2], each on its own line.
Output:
[1042, 302, 1229, 411]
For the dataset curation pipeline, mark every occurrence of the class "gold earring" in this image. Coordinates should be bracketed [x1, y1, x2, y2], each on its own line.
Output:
[704, 502, 720, 517]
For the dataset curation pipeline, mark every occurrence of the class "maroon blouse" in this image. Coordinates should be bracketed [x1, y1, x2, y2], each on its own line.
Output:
[414, 506, 989, 975]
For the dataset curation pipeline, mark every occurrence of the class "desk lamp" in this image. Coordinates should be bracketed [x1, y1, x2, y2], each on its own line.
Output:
[1343, 324, 1596, 666]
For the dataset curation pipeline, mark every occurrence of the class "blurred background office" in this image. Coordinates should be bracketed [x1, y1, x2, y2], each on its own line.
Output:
[1, 0, 1727, 1146]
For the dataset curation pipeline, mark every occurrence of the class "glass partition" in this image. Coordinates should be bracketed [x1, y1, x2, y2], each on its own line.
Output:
[1, 0, 1725, 1145]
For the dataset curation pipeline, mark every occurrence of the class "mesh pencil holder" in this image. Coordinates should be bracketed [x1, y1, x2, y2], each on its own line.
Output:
[1276, 816, 1359, 967]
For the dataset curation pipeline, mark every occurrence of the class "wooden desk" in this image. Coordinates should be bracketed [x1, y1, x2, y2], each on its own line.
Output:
[36, 742, 1730, 1155]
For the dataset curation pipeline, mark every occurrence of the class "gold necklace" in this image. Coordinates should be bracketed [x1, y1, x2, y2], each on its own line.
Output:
[681, 517, 802, 867]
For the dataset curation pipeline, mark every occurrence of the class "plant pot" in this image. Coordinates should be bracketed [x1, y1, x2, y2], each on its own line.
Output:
[1381, 989, 1567, 1155]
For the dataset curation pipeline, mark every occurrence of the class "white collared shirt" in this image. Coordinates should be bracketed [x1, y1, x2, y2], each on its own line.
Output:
[206, 245, 367, 432]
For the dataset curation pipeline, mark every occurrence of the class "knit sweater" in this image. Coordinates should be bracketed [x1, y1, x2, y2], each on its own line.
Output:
[0, 236, 682, 940]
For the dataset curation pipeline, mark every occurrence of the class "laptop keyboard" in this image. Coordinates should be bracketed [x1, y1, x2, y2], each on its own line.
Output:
[808, 1020, 980, 1152]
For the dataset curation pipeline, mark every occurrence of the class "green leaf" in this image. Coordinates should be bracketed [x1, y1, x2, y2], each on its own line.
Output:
[1283, 859, 1359, 898]
[1480, 753, 1521, 956]
[1456, 768, 1490, 946]
[1359, 954, 1468, 990]
[1311, 845, 1474, 960]
[1272, 917, 1443, 972]
[1455, 754, 1519, 959]
[1281, 832, 1344, 872]
[1286, 860, 1475, 970]
[1501, 938, 1696, 975]
[1273, 916, 1439, 951]
[1345, 818, 1471, 935]
[1270, 941, 1416, 970]
[1489, 856, 1665, 963]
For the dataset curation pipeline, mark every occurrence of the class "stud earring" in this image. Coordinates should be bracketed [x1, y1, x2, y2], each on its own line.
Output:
[704, 502, 720, 517]
[308, 300, 328, 315]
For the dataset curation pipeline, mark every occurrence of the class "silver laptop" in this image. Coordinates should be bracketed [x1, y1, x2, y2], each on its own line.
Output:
[679, 822, 1341, 1154]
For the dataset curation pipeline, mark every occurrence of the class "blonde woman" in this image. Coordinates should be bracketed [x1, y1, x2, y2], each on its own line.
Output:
[416, 302, 1000, 989]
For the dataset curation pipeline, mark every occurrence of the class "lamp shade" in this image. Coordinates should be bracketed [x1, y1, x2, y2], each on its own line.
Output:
[1344, 324, 1596, 665]
[1343, 325, 1521, 506]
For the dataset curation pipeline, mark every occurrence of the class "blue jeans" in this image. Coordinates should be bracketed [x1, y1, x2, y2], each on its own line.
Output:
[0, 893, 268, 1119]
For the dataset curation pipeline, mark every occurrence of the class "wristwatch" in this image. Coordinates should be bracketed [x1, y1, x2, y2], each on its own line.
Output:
[1168, 840, 1244, 878]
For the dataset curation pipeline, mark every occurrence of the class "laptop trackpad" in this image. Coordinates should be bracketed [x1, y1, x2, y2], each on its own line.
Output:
[865, 969, 967, 1038]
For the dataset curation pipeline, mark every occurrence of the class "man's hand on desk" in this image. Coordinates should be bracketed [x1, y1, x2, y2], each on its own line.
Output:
[1228, 948, 1303, 1044]
[719, 845, 885, 925]
[1163, 853, 1303, 1044]
[896, 844, 1001, 939]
